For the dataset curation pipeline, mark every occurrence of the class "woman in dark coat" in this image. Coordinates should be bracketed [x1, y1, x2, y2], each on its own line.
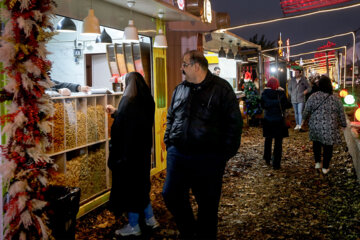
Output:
[106, 72, 157, 236]
[261, 77, 291, 169]
[302, 75, 347, 174]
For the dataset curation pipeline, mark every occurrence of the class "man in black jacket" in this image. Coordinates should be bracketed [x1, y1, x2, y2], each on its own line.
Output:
[162, 50, 243, 239]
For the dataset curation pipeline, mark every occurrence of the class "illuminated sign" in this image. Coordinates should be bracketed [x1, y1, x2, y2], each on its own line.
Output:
[202, 0, 212, 23]
[315, 41, 336, 68]
[177, 0, 185, 10]
[280, 0, 353, 15]
[278, 32, 283, 57]
[286, 38, 290, 61]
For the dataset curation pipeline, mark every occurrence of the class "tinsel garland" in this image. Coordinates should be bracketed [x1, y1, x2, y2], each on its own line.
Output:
[0, 0, 57, 239]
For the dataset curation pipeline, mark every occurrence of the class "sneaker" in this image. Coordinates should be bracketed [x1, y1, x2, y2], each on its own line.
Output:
[315, 162, 321, 169]
[115, 224, 141, 236]
[322, 168, 330, 174]
[145, 216, 160, 229]
[294, 125, 299, 130]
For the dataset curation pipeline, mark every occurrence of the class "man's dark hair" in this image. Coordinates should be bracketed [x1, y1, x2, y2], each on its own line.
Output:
[214, 66, 220, 71]
[184, 50, 208, 71]
[318, 75, 333, 94]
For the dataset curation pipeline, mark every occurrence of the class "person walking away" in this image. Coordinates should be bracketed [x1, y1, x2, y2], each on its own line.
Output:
[261, 77, 291, 169]
[305, 75, 320, 101]
[106, 72, 159, 237]
[162, 50, 243, 239]
[302, 75, 347, 174]
[288, 68, 310, 130]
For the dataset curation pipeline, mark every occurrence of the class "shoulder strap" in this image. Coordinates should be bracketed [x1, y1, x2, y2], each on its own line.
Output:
[277, 92, 284, 117]
[311, 94, 330, 114]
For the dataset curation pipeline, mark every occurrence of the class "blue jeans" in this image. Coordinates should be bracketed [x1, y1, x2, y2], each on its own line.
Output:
[128, 203, 154, 227]
[292, 102, 304, 126]
[162, 146, 226, 239]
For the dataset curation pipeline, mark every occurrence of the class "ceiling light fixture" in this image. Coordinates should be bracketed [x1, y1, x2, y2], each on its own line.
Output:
[82, 0, 100, 35]
[123, 0, 139, 43]
[226, 40, 234, 59]
[235, 42, 242, 62]
[96, 28, 112, 44]
[56, 17, 77, 32]
[218, 37, 226, 58]
[154, 29, 168, 48]
[154, 9, 167, 48]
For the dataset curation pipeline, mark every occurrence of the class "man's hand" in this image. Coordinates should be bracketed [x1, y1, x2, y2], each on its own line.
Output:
[78, 85, 91, 93]
[303, 90, 308, 95]
[58, 88, 71, 96]
[106, 105, 116, 114]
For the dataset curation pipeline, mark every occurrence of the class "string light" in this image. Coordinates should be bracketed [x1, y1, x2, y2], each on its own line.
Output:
[260, 31, 356, 88]
[261, 32, 353, 53]
[220, 3, 360, 31]
[290, 46, 346, 58]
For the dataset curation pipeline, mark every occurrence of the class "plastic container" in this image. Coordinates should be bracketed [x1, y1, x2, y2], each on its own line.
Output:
[45, 185, 81, 240]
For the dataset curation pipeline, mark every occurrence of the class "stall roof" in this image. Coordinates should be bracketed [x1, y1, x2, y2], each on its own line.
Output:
[104, 0, 201, 22]
[204, 31, 261, 53]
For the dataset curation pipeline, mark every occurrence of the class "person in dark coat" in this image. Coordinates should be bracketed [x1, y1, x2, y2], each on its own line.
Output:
[261, 77, 291, 169]
[163, 50, 242, 239]
[106, 72, 158, 237]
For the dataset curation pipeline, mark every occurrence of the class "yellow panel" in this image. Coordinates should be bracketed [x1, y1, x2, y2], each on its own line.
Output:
[152, 19, 167, 174]
[206, 55, 219, 64]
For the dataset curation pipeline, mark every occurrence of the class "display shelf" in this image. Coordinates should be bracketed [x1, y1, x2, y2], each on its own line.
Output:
[48, 92, 160, 218]
[48, 139, 107, 157]
[48, 94, 122, 214]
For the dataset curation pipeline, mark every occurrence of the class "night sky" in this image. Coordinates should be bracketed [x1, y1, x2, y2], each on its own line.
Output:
[211, 0, 360, 60]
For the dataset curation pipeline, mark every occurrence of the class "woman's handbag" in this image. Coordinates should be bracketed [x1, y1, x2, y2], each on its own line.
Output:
[277, 92, 290, 128]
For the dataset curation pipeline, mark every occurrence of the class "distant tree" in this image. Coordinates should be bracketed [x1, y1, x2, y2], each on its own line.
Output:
[249, 34, 276, 50]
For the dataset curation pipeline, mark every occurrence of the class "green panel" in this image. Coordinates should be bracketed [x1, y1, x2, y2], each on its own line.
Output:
[0, 63, 8, 145]
[155, 57, 166, 108]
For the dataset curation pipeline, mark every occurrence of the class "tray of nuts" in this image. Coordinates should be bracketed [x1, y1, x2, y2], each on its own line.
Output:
[65, 99, 76, 149]
[96, 105, 106, 140]
[87, 105, 98, 143]
[53, 101, 65, 153]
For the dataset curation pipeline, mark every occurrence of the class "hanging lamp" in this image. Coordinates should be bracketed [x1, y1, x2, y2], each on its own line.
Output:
[218, 37, 226, 58]
[123, 0, 139, 43]
[241, 54, 248, 64]
[154, 9, 167, 48]
[235, 42, 242, 62]
[226, 40, 234, 59]
[154, 29, 168, 48]
[96, 28, 112, 44]
[56, 17, 77, 32]
[82, 0, 100, 35]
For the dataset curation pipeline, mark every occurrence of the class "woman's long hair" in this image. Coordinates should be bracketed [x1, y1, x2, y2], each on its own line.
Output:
[318, 75, 333, 94]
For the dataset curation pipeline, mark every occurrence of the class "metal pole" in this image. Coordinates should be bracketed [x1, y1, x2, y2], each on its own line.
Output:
[258, 52, 263, 92]
[326, 51, 329, 76]
[352, 32, 356, 90]
[275, 54, 279, 80]
[344, 46, 347, 89]
[338, 52, 342, 87]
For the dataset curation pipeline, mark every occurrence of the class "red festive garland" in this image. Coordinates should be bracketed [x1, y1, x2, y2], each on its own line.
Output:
[0, 0, 57, 239]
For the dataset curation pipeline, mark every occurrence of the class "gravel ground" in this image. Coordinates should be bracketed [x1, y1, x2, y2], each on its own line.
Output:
[76, 126, 360, 240]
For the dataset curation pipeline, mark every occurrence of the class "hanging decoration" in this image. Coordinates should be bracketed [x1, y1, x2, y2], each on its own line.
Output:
[0, 0, 56, 239]
[280, 0, 353, 15]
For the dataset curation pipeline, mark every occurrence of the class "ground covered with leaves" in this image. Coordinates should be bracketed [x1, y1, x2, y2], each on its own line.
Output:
[76, 126, 360, 240]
